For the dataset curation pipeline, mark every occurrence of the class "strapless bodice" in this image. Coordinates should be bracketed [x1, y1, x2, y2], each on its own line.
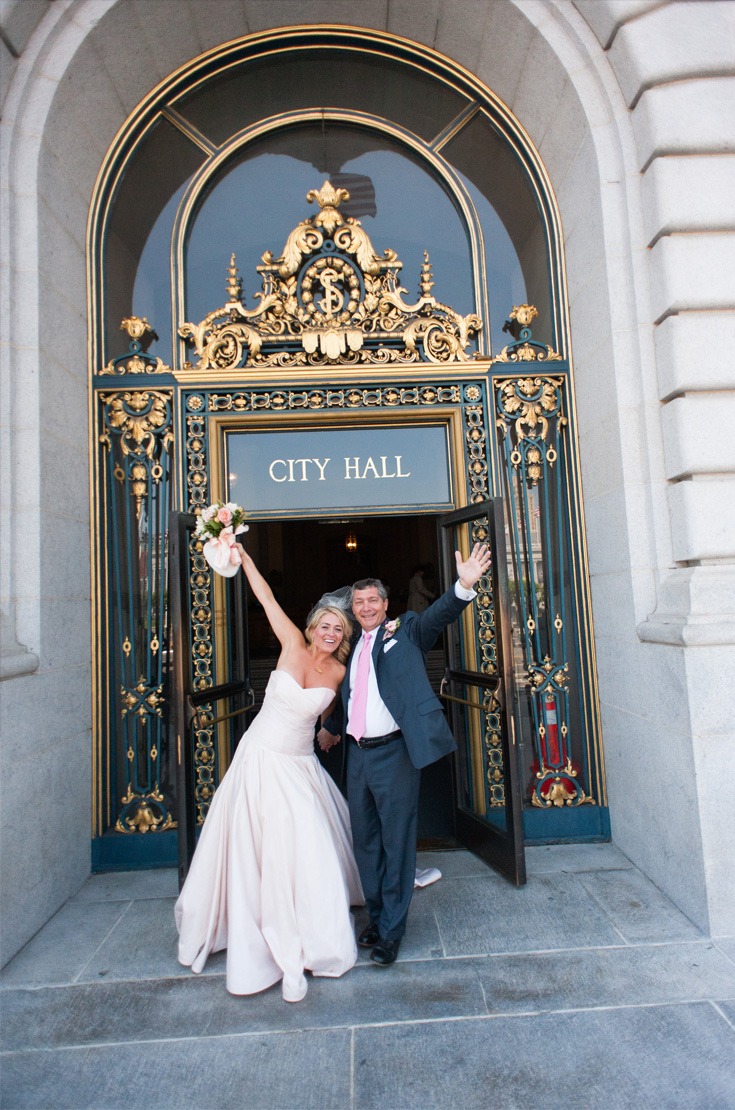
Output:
[244, 669, 335, 757]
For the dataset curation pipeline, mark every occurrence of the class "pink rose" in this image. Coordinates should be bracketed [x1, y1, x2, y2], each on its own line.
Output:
[216, 506, 233, 526]
[202, 528, 241, 577]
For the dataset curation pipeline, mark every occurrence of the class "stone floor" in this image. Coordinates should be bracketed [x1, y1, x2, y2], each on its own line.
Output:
[1, 844, 734, 1109]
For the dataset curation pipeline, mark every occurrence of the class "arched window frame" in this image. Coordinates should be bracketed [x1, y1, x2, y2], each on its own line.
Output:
[87, 26, 570, 371]
[170, 108, 491, 365]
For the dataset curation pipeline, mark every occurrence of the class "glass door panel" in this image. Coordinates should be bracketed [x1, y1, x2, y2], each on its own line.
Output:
[168, 512, 254, 885]
[440, 499, 525, 884]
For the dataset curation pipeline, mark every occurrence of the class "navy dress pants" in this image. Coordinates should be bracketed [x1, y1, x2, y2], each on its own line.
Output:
[346, 737, 421, 942]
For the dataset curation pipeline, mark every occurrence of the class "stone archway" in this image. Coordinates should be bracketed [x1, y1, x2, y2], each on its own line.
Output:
[2, 0, 732, 964]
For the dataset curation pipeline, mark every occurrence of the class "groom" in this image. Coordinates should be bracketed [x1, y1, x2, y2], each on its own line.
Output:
[318, 543, 491, 966]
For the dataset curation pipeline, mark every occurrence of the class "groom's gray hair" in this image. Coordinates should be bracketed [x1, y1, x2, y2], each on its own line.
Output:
[351, 577, 389, 601]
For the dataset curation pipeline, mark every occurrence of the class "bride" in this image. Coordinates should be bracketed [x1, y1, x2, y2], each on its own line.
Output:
[174, 543, 364, 1002]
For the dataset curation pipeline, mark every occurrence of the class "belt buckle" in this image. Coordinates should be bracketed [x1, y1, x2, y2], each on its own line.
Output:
[360, 730, 400, 749]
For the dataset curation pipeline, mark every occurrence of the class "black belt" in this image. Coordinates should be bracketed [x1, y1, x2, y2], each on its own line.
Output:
[347, 729, 402, 750]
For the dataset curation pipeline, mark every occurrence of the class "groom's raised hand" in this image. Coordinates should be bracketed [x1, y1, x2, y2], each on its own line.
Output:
[455, 543, 491, 590]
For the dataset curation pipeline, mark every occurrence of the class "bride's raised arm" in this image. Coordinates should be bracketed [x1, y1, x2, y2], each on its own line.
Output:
[235, 544, 302, 651]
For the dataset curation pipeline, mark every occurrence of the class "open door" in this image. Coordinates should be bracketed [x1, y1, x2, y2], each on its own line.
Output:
[440, 499, 526, 885]
[168, 511, 254, 886]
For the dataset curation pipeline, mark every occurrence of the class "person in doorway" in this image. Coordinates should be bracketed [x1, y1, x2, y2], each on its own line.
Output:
[175, 544, 363, 1003]
[317, 543, 491, 966]
[407, 564, 435, 613]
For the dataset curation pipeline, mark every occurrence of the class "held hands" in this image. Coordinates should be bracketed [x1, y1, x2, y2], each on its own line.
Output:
[316, 727, 341, 752]
[455, 543, 491, 590]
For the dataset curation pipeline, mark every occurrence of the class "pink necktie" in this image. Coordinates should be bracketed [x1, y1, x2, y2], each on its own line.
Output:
[349, 632, 373, 741]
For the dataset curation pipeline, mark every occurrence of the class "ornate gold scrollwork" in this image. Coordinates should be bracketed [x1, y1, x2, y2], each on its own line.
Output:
[100, 390, 173, 518]
[527, 655, 570, 695]
[101, 391, 173, 459]
[115, 783, 175, 833]
[99, 317, 171, 375]
[180, 182, 482, 370]
[495, 375, 566, 487]
[205, 384, 460, 415]
[497, 377, 562, 444]
[120, 676, 164, 720]
[494, 304, 561, 363]
[531, 760, 592, 808]
[483, 689, 505, 806]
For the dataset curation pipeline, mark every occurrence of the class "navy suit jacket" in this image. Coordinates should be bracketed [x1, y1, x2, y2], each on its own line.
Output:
[328, 585, 472, 771]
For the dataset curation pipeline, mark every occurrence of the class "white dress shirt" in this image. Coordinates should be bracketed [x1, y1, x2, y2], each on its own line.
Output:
[347, 581, 475, 738]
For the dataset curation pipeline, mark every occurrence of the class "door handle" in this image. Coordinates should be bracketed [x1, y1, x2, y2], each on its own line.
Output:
[192, 686, 255, 731]
[440, 672, 499, 712]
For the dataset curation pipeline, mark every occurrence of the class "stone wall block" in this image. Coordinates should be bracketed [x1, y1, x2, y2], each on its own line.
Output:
[40, 509, 91, 600]
[0, 0, 52, 56]
[632, 78, 735, 170]
[608, 2, 735, 109]
[538, 82, 597, 190]
[589, 570, 643, 645]
[37, 274, 86, 374]
[0, 663, 92, 757]
[41, 35, 127, 171]
[572, 0, 663, 50]
[37, 149, 90, 252]
[387, 0, 441, 47]
[8, 94, 56, 204]
[661, 393, 735, 480]
[0, 724, 90, 966]
[83, 2, 166, 116]
[3, 340, 38, 406]
[434, 0, 497, 76]
[596, 633, 689, 734]
[5, 425, 41, 504]
[601, 692, 708, 930]
[475, 1, 536, 110]
[37, 205, 86, 311]
[39, 358, 88, 443]
[649, 233, 735, 324]
[244, 0, 386, 34]
[0, 35, 16, 111]
[41, 430, 90, 523]
[579, 488, 635, 577]
[555, 133, 603, 241]
[128, 0, 204, 82]
[186, 0, 249, 53]
[566, 247, 614, 343]
[40, 598, 93, 671]
[642, 155, 735, 248]
[639, 565, 735, 647]
[685, 646, 735, 737]
[685, 642, 735, 935]
[509, 37, 573, 151]
[578, 422, 624, 511]
[667, 477, 735, 562]
[654, 311, 735, 400]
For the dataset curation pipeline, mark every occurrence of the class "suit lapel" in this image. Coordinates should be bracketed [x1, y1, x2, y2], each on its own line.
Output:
[372, 622, 386, 674]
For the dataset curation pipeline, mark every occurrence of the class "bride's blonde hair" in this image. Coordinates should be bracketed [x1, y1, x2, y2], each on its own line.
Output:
[304, 605, 352, 664]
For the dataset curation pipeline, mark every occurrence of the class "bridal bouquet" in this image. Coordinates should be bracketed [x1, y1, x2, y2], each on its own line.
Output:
[195, 501, 249, 578]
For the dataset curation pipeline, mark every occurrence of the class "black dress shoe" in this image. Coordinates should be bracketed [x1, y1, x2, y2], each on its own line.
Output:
[357, 923, 381, 948]
[370, 937, 401, 965]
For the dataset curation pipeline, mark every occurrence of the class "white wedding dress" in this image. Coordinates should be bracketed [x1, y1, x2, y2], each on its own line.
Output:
[174, 669, 364, 1001]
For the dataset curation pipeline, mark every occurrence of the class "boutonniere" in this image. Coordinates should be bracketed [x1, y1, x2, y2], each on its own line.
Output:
[382, 618, 401, 641]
